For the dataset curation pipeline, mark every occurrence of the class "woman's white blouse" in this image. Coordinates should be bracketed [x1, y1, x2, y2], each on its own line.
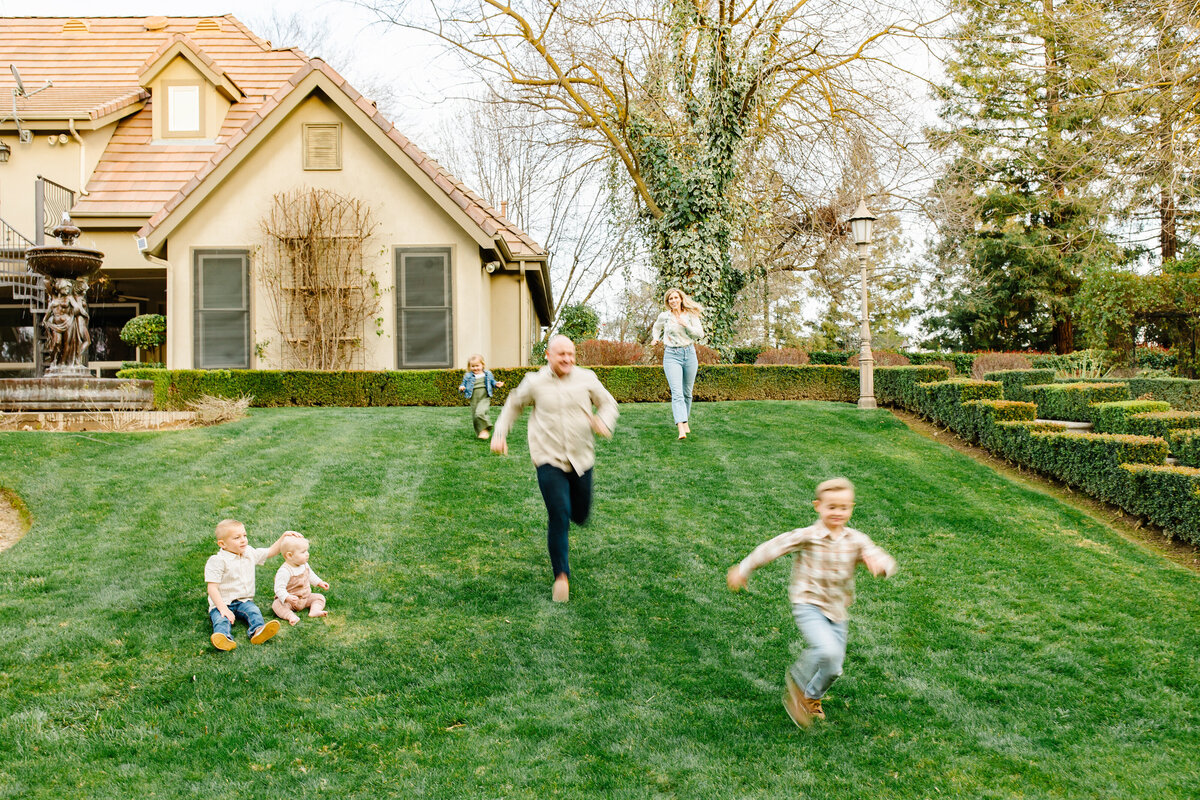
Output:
[652, 311, 704, 347]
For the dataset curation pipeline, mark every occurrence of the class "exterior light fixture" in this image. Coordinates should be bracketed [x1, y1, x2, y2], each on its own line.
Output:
[0, 140, 10, 163]
[848, 199, 878, 409]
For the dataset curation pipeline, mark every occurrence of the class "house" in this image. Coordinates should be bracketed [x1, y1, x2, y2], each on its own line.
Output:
[0, 15, 552, 375]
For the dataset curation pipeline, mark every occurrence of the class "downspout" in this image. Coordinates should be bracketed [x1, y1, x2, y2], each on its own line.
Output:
[518, 260, 526, 365]
[68, 119, 89, 196]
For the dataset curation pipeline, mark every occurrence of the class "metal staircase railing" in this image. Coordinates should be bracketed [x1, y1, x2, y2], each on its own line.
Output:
[0, 216, 45, 311]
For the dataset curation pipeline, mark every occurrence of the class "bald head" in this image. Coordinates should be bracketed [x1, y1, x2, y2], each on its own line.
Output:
[547, 335, 576, 377]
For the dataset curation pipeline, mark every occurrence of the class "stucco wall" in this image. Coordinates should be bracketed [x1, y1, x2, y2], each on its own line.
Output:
[161, 92, 506, 370]
[0, 126, 114, 242]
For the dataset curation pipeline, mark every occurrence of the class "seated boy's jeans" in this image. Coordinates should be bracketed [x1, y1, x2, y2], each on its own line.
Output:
[209, 599, 266, 638]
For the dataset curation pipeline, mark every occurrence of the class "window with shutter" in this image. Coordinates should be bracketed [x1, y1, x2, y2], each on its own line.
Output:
[194, 250, 250, 369]
[395, 249, 452, 368]
[303, 123, 342, 170]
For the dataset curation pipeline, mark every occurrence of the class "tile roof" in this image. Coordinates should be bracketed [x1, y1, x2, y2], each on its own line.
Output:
[0, 16, 543, 258]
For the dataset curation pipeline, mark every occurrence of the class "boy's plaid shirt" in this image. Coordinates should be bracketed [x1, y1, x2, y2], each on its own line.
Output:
[736, 522, 891, 622]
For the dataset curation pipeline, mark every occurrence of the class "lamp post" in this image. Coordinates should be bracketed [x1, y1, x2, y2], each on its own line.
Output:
[849, 199, 877, 409]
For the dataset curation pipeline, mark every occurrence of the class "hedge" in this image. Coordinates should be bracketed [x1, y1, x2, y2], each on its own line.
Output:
[991, 420, 1069, 463]
[1124, 377, 1200, 411]
[904, 351, 977, 375]
[1170, 430, 1200, 468]
[874, 365, 951, 411]
[1015, 430, 1168, 508]
[913, 379, 1003, 436]
[960, 399, 1038, 449]
[1125, 410, 1200, 439]
[117, 365, 863, 409]
[1120, 464, 1200, 545]
[982, 369, 1058, 403]
[1090, 400, 1172, 434]
[1025, 382, 1131, 422]
[807, 350, 857, 365]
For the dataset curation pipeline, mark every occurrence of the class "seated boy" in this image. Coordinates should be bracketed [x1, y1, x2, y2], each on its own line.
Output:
[205, 519, 288, 651]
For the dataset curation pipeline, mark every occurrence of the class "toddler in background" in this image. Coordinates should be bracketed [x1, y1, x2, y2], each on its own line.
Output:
[458, 354, 504, 439]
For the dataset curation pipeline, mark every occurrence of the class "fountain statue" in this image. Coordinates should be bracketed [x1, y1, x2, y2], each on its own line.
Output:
[0, 215, 153, 412]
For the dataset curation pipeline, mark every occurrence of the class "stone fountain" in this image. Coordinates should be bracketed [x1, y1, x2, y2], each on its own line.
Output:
[0, 215, 154, 413]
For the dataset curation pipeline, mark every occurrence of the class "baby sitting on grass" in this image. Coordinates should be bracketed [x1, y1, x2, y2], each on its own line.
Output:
[272, 533, 329, 625]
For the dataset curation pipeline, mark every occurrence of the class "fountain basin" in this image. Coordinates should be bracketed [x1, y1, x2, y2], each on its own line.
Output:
[25, 246, 104, 280]
[0, 377, 154, 411]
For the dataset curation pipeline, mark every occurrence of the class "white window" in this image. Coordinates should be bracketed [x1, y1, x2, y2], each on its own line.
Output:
[166, 84, 201, 135]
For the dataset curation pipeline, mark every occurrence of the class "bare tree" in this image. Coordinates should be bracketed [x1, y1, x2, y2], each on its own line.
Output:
[258, 189, 381, 370]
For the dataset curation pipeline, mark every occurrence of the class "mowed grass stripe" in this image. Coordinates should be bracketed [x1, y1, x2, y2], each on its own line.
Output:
[0, 402, 1197, 799]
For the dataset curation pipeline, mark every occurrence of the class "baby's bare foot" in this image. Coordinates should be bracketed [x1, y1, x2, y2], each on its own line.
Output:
[309, 609, 328, 618]
[286, 616, 300, 626]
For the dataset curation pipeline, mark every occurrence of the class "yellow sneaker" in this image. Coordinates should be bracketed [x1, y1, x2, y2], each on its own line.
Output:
[249, 620, 280, 644]
[211, 632, 237, 651]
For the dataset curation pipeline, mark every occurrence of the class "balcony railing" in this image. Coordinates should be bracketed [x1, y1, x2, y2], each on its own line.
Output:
[35, 175, 76, 245]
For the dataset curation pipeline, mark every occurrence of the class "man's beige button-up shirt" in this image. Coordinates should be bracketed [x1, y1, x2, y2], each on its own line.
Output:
[494, 366, 619, 475]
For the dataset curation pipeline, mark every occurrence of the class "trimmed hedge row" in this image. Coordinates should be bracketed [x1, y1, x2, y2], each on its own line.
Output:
[1170, 430, 1200, 468]
[874, 365, 951, 410]
[904, 351, 978, 375]
[1006, 429, 1168, 506]
[1125, 410, 1200, 439]
[960, 400, 1039, 450]
[1090, 400, 1172, 434]
[1125, 378, 1200, 411]
[118, 364, 863, 409]
[1025, 382, 1131, 421]
[1121, 465, 1200, 546]
[912, 379, 1003, 436]
[982, 369, 1058, 402]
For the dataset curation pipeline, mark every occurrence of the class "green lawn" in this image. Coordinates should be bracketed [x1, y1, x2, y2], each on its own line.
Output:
[0, 402, 1197, 799]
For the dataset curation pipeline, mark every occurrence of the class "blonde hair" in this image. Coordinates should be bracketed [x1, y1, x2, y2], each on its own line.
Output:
[663, 288, 704, 316]
[215, 518, 244, 542]
[814, 477, 855, 500]
[280, 533, 308, 558]
[467, 354, 485, 368]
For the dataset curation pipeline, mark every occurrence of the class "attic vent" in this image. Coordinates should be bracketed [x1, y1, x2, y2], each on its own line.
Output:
[194, 18, 222, 32]
[144, 16, 168, 31]
[303, 123, 342, 171]
[62, 19, 89, 33]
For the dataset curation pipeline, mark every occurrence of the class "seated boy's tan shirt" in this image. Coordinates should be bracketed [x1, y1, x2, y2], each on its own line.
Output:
[204, 546, 271, 610]
[737, 523, 890, 623]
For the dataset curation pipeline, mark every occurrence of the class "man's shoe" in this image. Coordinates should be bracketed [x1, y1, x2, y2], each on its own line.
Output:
[552, 575, 569, 603]
[783, 674, 813, 728]
[211, 632, 237, 651]
[249, 620, 280, 644]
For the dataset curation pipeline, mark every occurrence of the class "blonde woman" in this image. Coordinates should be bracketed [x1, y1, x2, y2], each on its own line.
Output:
[651, 288, 705, 439]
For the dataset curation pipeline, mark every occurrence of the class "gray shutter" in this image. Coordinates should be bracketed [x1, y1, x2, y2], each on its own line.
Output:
[396, 250, 451, 368]
[194, 251, 249, 368]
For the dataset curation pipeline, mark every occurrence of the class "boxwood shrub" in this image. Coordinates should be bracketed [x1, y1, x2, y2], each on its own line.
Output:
[913, 379, 1003, 435]
[1170, 430, 1200, 468]
[1124, 377, 1200, 411]
[1017, 430, 1167, 508]
[991, 420, 1069, 463]
[1120, 464, 1200, 545]
[960, 399, 1038, 448]
[1090, 400, 1172, 434]
[1125, 410, 1200, 439]
[1025, 382, 1131, 422]
[874, 365, 951, 410]
[904, 351, 977, 375]
[982, 369, 1058, 402]
[118, 364, 862, 409]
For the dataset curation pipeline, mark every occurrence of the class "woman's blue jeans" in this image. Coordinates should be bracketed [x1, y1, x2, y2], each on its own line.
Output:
[209, 599, 267, 639]
[790, 603, 849, 700]
[663, 344, 698, 424]
[535, 464, 593, 578]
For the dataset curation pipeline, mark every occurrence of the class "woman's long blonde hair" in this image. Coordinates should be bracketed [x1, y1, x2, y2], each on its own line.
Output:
[664, 287, 704, 316]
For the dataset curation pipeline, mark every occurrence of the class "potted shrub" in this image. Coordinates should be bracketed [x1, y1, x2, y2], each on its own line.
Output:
[119, 314, 166, 365]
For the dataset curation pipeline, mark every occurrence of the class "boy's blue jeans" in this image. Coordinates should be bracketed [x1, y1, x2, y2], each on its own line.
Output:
[535, 463, 593, 578]
[662, 344, 698, 424]
[790, 603, 849, 700]
[209, 599, 267, 639]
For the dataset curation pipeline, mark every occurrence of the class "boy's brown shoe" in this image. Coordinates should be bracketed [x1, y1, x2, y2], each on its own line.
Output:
[250, 620, 280, 644]
[783, 675, 813, 728]
[211, 632, 237, 651]
[801, 695, 825, 720]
